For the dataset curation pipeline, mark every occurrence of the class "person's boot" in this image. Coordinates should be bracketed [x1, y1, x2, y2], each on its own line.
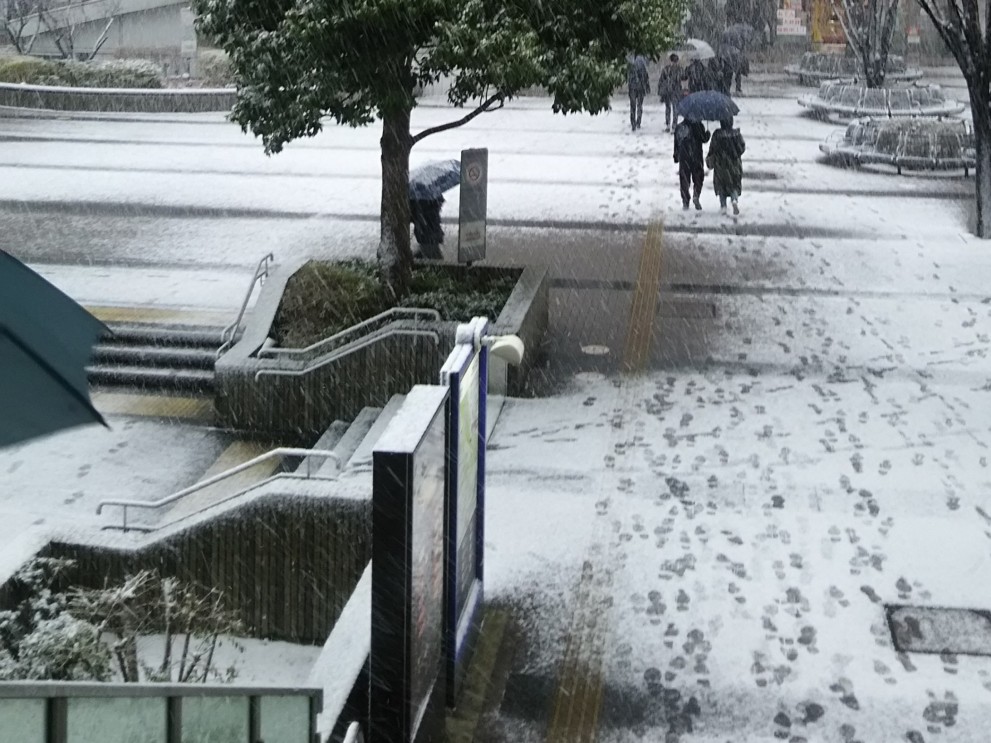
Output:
[682, 201, 690, 210]
[719, 204, 727, 214]
[693, 197, 702, 211]
[732, 199, 740, 215]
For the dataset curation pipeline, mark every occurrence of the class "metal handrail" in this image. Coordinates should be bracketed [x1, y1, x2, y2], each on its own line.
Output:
[343, 722, 364, 743]
[96, 447, 340, 531]
[257, 307, 441, 360]
[217, 252, 275, 357]
[255, 327, 440, 382]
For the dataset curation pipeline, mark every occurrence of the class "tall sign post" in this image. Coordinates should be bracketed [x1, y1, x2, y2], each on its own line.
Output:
[370, 386, 450, 743]
[440, 317, 489, 705]
[458, 148, 488, 264]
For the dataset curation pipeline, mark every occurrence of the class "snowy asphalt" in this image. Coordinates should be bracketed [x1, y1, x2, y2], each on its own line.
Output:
[3, 72, 991, 740]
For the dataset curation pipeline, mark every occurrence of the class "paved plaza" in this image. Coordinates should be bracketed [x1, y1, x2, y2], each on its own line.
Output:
[3, 70, 991, 739]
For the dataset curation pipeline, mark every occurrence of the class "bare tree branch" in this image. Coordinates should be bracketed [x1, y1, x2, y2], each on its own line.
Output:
[411, 93, 505, 145]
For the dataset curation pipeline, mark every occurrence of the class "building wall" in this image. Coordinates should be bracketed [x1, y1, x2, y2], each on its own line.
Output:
[20, 0, 198, 75]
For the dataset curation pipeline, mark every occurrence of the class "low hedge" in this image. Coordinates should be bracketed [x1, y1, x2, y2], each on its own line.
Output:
[0, 56, 162, 88]
[270, 260, 518, 348]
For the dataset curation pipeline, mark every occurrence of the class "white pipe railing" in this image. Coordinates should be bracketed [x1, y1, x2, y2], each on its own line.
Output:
[96, 447, 340, 531]
[254, 328, 440, 382]
[257, 307, 441, 359]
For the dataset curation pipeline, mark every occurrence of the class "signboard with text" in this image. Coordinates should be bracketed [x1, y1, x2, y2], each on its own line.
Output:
[458, 148, 488, 264]
[440, 325, 488, 705]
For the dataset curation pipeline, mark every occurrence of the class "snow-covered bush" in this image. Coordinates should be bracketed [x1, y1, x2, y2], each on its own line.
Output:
[197, 48, 232, 87]
[0, 558, 242, 683]
[0, 557, 111, 681]
[0, 57, 163, 88]
[14, 615, 112, 681]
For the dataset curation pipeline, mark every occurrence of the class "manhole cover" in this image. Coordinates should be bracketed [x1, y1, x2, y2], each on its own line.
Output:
[581, 344, 611, 356]
[887, 604, 991, 657]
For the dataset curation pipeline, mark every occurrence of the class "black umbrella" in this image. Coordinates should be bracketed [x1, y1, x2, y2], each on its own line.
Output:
[677, 91, 740, 121]
[722, 23, 754, 50]
[409, 159, 461, 201]
[0, 251, 108, 448]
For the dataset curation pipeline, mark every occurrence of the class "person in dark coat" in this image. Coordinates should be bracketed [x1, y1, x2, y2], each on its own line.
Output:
[717, 48, 736, 95]
[673, 119, 710, 210]
[685, 58, 709, 93]
[410, 195, 445, 259]
[657, 53, 683, 132]
[627, 54, 650, 131]
[708, 57, 729, 95]
[705, 117, 746, 215]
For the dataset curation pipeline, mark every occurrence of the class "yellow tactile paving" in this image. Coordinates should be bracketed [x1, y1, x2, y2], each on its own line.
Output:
[91, 391, 214, 421]
[86, 305, 231, 327]
[546, 560, 608, 743]
[445, 609, 512, 743]
[622, 221, 665, 374]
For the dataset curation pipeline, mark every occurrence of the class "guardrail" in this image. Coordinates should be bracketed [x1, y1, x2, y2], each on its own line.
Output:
[218, 252, 274, 357]
[258, 307, 441, 360]
[0, 681, 321, 743]
[96, 447, 341, 531]
[254, 327, 441, 382]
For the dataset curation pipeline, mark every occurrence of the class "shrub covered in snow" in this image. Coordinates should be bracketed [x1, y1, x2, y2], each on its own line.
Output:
[0, 56, 163, 88]
[0, 558, 242, 683]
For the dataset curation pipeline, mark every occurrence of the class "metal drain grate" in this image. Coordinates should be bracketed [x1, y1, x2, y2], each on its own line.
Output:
[886, 604, 991, 657]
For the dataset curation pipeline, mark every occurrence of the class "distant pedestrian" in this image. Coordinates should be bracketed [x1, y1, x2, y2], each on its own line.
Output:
[706, 117, 746, 215]
[674, 119, 710, 211]
[657, 53, 683, 132]
[410, 196, 445, 259]
[627, 54, 650, 131]
[685, 58, 709, 93]
[708, 57, 729, 95]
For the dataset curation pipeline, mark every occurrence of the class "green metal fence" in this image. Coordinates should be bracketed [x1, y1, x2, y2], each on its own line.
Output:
[0, 682, 320, 743]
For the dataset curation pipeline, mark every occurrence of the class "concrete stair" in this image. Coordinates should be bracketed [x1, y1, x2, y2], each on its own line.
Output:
[88, 322, 227, 394]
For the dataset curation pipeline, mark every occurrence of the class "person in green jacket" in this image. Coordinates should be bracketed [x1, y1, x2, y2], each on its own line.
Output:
[705, 117, 746, 215]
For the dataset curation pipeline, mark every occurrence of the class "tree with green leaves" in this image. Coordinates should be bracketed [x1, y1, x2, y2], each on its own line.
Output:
[916, 0, 991, 237]
[194, 0, 685, 295]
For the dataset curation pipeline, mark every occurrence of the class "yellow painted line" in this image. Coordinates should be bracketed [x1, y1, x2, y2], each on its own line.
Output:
[86, 305, 230, 327]
[622, 221, 664, 374]
[91, 391, 214, 421]
[167, 440, 279, 520]
[445, 609, 512, 743]
[547, 560, 607, 743]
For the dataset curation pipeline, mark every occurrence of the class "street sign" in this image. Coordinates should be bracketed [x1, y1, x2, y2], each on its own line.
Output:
[458, 148, 488, 264]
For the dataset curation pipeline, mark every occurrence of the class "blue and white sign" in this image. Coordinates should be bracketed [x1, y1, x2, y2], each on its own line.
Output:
[440, 317, 489, 705]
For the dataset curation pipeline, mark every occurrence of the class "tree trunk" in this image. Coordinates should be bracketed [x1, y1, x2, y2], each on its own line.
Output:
[971, 90, 991, 238]
[377, 106, 414, 299]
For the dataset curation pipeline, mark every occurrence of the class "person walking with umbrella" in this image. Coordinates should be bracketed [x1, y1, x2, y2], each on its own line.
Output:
[657, 53, 683, 133]
[627, 53, 650, 131]
[409, 159, 460, 260]
[706, 117, 746, 215]
[675, 90, 740, 211]
[673, 118, 710, 210]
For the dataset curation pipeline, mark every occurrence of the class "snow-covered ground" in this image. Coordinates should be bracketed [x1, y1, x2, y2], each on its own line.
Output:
[3, 75, 990, 739]
[474, 82, 991, 741]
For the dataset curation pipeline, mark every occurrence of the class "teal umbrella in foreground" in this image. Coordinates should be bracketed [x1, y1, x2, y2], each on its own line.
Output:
[0, 251, 108, 448]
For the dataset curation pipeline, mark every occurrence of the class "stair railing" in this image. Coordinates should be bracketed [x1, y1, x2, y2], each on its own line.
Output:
[96, 447, 340, 532]
[254, 326, 440, 382]
[217, 252, 275, 357]
[257, 307, 441, 361]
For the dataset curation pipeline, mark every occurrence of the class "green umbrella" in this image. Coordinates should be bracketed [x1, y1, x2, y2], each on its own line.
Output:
[0, 251, 109, 448]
